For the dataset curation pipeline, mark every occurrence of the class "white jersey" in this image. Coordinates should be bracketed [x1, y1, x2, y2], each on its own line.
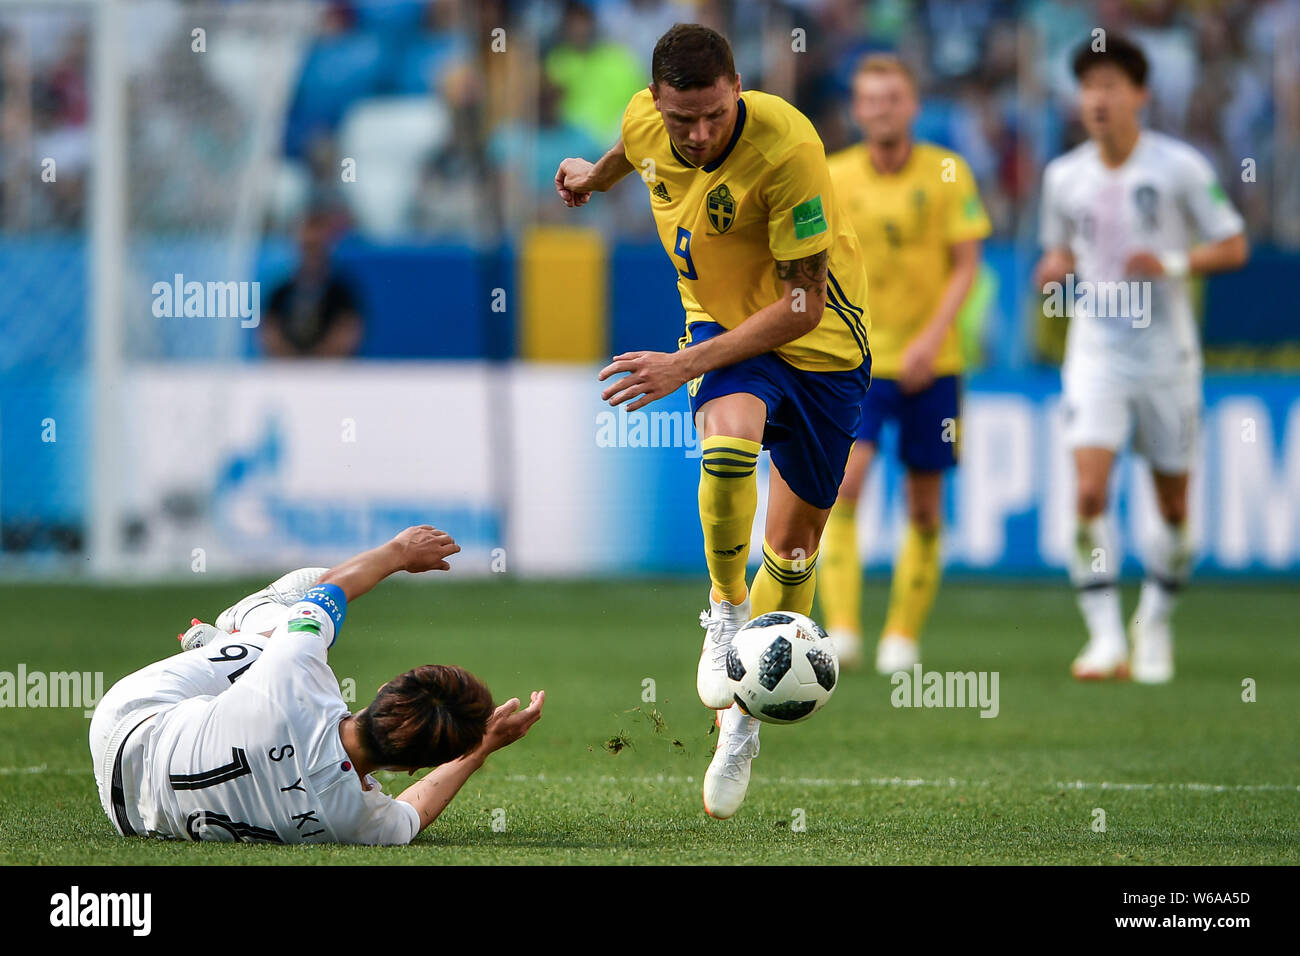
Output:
[1040, 130, 1244, 382]
[132, 598, 420, 845]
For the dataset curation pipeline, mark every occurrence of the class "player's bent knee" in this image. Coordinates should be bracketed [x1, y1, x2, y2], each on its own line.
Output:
[1151, 473, 1189, 525]
[699, 420, 764, 445]
[765, 534, 821, 562]
[904, 474, 943, 531]
[695, 395, 766, 444]
[1076, 488, 1108, 519]
[909, 510, 941, 534]
[1074, 470, 1110, 517]
[1158, 500, 1188, 525]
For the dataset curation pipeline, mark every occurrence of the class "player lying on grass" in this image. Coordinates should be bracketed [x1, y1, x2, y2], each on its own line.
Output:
[555, 23, 872, 818]
[88, 525, 544, 844]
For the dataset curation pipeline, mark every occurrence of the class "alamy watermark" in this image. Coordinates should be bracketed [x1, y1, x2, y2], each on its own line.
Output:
[890, 665, 999, 718]
[595, 406, 700, 458]
[1, 665, 104, 718]
[50, 886, 151, 936]
[1042, 274, 1151, 328]
[151, 274, 260, 328]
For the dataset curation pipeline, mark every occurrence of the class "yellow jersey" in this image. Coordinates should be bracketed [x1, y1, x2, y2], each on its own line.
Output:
[621, 88, 871, 373]
[826, 141, 990, 378]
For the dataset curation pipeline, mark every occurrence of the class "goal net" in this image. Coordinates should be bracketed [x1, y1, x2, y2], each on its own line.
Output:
[0, 0, 314, 575]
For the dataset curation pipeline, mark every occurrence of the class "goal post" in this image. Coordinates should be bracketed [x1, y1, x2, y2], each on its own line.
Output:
[88, 0, 125, 577]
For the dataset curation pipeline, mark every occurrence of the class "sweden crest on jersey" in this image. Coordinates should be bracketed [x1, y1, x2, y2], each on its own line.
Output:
[706, 183, 736, 233]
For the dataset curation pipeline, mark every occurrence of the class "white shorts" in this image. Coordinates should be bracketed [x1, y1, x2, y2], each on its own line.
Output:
[89, 574, 314, 836]
[89, 636, 270, 836]
[1061, 368, 1201, 474]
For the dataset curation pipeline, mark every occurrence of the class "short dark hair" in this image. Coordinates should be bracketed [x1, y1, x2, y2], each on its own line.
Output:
[1071, 32, 1149, 87]
[355, 664, 494, 769]
[651, 23, 736, 90]
[855, 53, 917, 92]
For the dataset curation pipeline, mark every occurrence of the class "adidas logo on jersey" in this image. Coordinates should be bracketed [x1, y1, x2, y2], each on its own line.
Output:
[652, 182, 671, 202]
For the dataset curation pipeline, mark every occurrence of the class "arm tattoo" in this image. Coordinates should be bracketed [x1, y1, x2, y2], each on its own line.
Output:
[775, 250, 828, 291]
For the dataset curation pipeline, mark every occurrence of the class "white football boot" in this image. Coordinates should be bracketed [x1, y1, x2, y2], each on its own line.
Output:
[875, 633, 918, 675]
[1070, 637, 1130, 680]
[216, 567, 329, 636]
[1129, 614, 1173, 684]
[703, 703, 761, 819]
[828, 628, 863, 670]
[697, 593, 751, 709]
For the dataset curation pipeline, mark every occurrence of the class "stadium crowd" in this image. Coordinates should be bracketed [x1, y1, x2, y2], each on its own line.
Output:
[3, 0, 1296, 245]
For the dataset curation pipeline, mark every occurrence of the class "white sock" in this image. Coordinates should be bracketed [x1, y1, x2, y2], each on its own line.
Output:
[1138, 519, 1188, 624]
[1077, 587, 1126, 651]
[721, 704, 760, 738]
[1071, 516, 1125, 650]
[1134, 579, 1174, 626]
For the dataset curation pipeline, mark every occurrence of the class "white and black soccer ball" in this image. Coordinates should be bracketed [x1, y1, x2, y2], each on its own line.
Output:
[725, 611, 838, 724]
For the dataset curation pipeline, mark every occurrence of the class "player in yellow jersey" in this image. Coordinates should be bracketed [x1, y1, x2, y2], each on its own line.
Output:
[554, 24, 872, 819]
[818, 55, 990, 675]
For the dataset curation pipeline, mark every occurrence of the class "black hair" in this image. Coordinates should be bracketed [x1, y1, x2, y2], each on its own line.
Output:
[354, 664, 494, 769]
[1071, 32, 1149, 87]
[651, 23, 736, 90]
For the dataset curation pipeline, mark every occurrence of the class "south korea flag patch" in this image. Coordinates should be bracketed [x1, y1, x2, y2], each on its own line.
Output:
[287, 584, 346, 647]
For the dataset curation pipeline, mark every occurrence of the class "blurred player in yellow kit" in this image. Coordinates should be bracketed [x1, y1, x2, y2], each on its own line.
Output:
[818, 56, 990, 674]
[554, 24, 871, 818]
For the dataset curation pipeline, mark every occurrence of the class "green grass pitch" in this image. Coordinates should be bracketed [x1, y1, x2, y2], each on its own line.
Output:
[1, 577, 1296, 865]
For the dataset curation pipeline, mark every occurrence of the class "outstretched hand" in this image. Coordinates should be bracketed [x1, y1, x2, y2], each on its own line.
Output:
[392, 525, 461, 573]
[598, 350, 691, 412]
[477, 691, 545, 757]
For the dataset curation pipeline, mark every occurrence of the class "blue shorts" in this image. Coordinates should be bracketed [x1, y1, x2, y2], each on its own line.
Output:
[856, 374, 961, 471]
[683, 320, 871, 510]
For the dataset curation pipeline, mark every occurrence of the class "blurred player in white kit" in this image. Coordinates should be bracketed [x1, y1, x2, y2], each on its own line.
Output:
[89, 525, 544, 844]
[1034, 34, 1248, 683]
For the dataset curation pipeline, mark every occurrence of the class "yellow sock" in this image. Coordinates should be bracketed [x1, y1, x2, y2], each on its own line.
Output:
[817, 502, 861, 634]
[882, 522, 941, 641]
[751, 540, 819, 617]
[698, 435, 761, 605]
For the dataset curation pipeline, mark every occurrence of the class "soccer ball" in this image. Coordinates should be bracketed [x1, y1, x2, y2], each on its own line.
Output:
[726, 611, 838, 724]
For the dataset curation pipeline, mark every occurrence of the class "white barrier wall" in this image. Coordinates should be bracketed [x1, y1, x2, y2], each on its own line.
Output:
[115, 363, 1300, 578]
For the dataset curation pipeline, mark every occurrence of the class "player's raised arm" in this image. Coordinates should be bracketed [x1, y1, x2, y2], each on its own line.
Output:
[316, 525, 460, 603]
[555, 138, 635, 207]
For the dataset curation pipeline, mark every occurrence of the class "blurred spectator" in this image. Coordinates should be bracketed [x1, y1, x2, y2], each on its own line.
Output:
[597, 0, 683, 65]
[397, 0, 473, 97]
[2, 0, 1296, 250]
[300, 136, 355, 233]
[410, 51, 497, 240]
[544, 0, 644, 145]
[261, 214, 363, 358]
[489, 78, 603, 225]
[1, 20, 91, 230]
[283, 3, 384, 160]
[411, 108, 495, 239]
